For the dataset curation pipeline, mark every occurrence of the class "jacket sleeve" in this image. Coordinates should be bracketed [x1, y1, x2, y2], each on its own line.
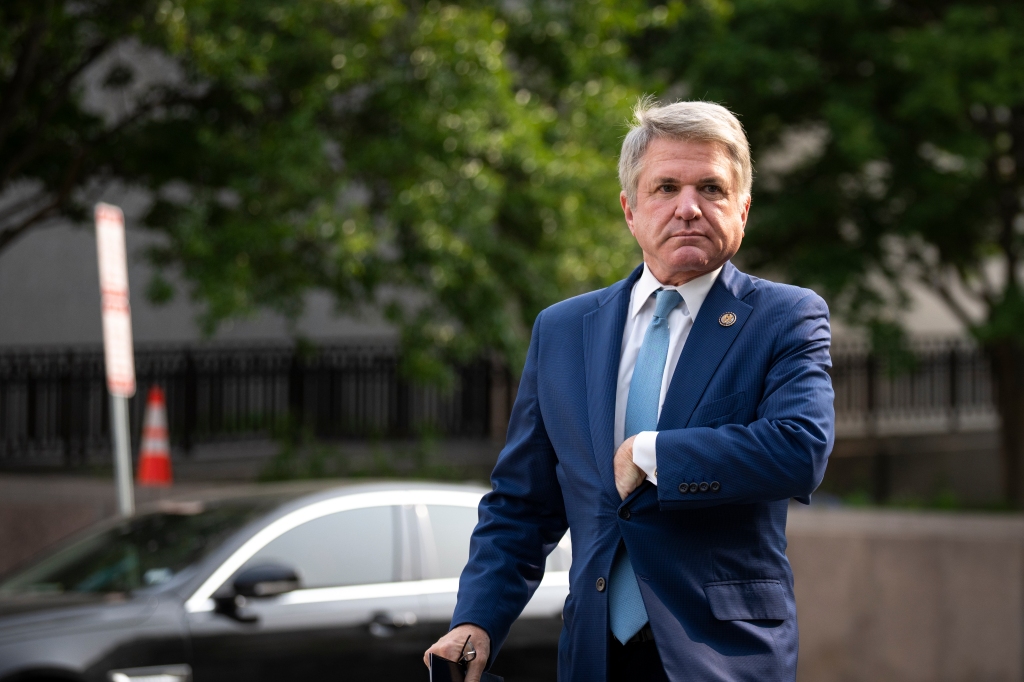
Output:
[450, 310, 569, 665]
[654, 292, 835, 509]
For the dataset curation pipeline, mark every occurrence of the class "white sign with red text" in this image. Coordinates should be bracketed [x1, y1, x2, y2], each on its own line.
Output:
[95, 203, 136, 398]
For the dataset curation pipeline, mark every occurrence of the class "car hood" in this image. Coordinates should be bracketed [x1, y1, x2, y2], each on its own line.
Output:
[0, 593, 157, 642]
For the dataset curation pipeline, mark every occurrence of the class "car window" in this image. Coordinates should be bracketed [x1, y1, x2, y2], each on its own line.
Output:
[423, 505, 479, 579]
[546, 532, 572, 571]
[422, 505, 571, 579]
[244, 505, 399, 588]
[0, 500, 274, 596]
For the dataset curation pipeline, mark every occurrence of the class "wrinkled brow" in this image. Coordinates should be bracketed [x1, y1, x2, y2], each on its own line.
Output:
[648, 174, 730, 187]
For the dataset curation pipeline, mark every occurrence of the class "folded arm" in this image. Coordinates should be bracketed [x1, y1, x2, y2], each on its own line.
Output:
[645, 293, 834, 508]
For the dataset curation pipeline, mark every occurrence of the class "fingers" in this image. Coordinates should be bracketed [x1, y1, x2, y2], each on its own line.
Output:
[613, 444, 638, 499]
[423, 624, 491, 673]
[422, 637, 461, 668]
[613, 447, 644, 500]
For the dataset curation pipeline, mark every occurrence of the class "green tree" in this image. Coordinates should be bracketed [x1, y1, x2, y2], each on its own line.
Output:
[0, 0, 667, 376]
[636, 0, 1024, 503]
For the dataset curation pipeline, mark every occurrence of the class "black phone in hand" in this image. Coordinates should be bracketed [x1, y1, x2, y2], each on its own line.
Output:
[428, 653, 504, 682]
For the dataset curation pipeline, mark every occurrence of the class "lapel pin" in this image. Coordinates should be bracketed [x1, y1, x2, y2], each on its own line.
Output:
[719, 312, 737, 327]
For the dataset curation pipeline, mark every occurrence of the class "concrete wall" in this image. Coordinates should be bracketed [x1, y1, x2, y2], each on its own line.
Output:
[789, 507, 1024, 682]
[822, 431, 1004, 505]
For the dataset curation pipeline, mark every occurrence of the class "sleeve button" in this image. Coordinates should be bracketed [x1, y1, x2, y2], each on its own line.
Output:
[699, 482, 710, 493]
[678, 483, 688, 494]
[688, 482, 699, 493]
[710, 481, 721, 492]
[596, 577, 606, 592]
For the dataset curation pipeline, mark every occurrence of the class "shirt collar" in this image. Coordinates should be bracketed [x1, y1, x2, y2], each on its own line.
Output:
[630, 263, 724, 321]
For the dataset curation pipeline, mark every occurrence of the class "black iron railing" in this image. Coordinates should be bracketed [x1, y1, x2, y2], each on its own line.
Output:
[830, 338, 996, 436]
[0, 338, 1000, 469]
[0, 343, 499, 468]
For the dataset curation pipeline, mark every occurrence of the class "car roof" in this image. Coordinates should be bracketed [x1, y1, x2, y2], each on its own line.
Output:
[172, 480, 493, 605]
[136, 478, 492, 516]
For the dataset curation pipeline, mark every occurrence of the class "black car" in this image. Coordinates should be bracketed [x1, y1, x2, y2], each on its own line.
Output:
[0, 482, 571, 682]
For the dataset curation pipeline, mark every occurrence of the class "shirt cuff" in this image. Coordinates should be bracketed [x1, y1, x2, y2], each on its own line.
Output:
[632, 431, 659, 485]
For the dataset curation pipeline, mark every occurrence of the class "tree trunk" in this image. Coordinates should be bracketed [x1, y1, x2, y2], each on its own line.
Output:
[986, 340, 1024, 507]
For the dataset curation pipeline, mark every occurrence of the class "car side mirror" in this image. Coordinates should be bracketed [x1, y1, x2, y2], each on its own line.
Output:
[212, 563, 301, 623]
[233, 563, 301, 598]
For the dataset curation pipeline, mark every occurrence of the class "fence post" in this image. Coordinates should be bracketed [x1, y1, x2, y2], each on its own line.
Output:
[183, 350, 197, 455]
[396, 360, 410, 438]
[489, 357, 510, 443]
[60, 351, 73, 467]
[289, 350, 305, 438]
[26, 367, 37, 446]
[866, 352, 890, 503]
[865, 353, 877, 437]
[948, 346, 959, 432]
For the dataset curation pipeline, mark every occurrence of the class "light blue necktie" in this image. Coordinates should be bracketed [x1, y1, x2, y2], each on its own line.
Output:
[609, 288, 684, 644]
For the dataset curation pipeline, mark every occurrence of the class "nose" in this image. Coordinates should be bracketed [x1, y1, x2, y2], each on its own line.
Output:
[674, 187, 702, 221]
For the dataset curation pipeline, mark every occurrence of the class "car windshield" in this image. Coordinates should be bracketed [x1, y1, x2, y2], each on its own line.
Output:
[0, 498, 276, 597]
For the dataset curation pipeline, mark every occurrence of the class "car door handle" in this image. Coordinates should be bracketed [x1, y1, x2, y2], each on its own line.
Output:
[368, 611, 418, 638]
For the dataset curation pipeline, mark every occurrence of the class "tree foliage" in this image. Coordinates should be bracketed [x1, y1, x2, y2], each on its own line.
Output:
[0, 0, 681, 375]
[638, 0, 1024, 337]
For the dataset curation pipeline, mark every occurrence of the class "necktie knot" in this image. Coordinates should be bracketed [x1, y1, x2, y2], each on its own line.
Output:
[653, 289, 683, 320]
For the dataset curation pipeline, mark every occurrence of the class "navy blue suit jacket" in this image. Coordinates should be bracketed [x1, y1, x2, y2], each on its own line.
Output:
[452, 262, 835, 682]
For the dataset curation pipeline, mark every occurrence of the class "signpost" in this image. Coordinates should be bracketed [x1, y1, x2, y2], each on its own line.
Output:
[95, 203, 136, 517]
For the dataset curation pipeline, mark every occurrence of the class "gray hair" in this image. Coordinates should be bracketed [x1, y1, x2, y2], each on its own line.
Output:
[618, 97, 752, 208]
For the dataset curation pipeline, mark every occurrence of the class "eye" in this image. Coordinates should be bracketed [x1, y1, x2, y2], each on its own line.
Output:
[657, 183, 677, 193]
[703, 184, 723, 194]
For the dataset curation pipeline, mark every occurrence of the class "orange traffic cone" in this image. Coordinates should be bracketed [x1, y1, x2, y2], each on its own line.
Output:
[137, 386, 172, 486]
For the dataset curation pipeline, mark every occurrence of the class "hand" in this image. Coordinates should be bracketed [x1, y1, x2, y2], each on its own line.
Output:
[614, 435, 646, 500]
[424, 623, 491, 682]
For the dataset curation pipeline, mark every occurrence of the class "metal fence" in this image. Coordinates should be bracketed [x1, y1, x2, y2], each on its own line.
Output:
[0, 343, 498, 468]
[0, 338, 1001, 469]
[830, 338, 997, 437]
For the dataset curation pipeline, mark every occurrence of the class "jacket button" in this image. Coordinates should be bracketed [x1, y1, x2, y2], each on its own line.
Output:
[678, 483, 688, 494]
[619, 507, 631, 520]
[596, 577, 606, 592]
[710, 481, 721, 492]
[699, 482, 710, 493]
[688, 482, 699, 493]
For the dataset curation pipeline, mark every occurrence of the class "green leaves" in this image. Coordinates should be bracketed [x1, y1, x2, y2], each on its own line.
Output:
[1, 0, 655, 378]
[636, 0, 1024, 339]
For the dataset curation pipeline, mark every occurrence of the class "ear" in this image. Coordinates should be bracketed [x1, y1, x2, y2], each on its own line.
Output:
[620, 191, 637, 236]
[739, 193, 751, 232]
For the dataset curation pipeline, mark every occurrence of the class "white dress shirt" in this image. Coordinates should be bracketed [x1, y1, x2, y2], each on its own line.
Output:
[614, 263, 723, 484]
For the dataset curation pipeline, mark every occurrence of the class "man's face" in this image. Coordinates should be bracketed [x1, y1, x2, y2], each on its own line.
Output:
[620, 137, 751, 286]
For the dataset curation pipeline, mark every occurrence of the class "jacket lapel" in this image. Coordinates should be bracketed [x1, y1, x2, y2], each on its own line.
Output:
[584, 265, 643, 500]
[659, 262, 755, 430]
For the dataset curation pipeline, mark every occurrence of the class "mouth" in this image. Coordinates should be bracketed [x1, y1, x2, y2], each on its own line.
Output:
[665, 233, 707, 242]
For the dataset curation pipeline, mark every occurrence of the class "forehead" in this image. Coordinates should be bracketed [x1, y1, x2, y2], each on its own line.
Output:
[639, 137, 735, 185]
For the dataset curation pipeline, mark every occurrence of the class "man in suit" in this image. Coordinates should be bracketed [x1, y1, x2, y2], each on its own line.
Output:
[424, 99, 834, 682]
